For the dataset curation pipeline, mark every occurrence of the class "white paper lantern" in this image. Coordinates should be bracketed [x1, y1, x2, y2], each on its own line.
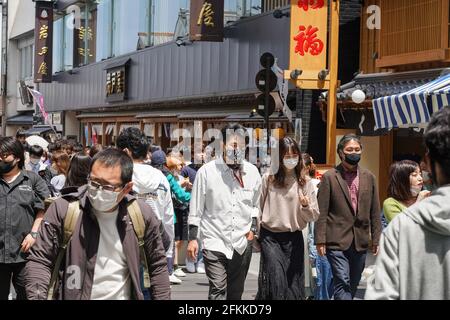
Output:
[352, 89, 366, 104]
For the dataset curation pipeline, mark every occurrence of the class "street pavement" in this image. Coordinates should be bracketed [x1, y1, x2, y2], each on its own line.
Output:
[171, 252, 376, 300]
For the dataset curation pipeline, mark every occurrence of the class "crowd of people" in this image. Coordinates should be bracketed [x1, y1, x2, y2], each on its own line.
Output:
[0, 106, 449, 300]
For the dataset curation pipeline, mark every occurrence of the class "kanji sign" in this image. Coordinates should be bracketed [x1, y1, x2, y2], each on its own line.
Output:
[289, 0, 328, 80]
[190, 0, 224, 42]
[74, 21, 96, 67]
[34, 1, 53, 83]
[293, 25, 324, 56]
[105, 59, 130, 103]
[297, 0, 325, 11]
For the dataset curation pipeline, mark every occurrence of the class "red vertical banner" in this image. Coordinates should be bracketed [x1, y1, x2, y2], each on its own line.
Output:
[34, 1, 53, 83]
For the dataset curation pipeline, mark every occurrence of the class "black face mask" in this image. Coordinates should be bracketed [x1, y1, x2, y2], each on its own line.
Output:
[343, 153, 361, 166]
[0, 159, 16, 175]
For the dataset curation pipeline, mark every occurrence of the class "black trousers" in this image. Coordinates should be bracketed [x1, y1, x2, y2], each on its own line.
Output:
[0, 263, 27, 300]
[202, 242, 253, 300]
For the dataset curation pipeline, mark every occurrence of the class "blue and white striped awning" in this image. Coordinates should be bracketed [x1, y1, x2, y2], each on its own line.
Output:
[373, 73, 450, 129]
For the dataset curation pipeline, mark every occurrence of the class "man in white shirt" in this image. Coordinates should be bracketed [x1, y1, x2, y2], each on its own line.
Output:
[187, 123, 262, 300]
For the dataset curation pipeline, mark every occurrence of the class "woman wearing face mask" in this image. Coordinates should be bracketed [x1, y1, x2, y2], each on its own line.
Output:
[152, 151, 191, 285]
[49, 151, 70, 197]
[0, 137, 50, 300]
[383, 160, 431, 224]
[256, 137, 319, 300]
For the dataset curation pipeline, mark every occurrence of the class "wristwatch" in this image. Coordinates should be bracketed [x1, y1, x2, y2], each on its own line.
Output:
[30, 232, 39, 239]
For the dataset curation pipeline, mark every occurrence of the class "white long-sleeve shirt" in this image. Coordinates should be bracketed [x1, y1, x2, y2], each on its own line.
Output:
[132, 164, 174, 258]
[189, 157, 262, 259]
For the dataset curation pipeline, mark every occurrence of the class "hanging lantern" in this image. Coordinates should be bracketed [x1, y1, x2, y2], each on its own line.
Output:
[254, 128, 264, 140]
[273, 128, 285, 140]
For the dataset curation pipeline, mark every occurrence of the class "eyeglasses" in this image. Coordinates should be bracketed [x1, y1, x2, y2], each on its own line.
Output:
[0, 152, 13, 160]
[87, 178, 123, 192]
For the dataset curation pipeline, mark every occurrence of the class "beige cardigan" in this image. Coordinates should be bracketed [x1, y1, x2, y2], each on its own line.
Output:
[258, 173, 319, 233]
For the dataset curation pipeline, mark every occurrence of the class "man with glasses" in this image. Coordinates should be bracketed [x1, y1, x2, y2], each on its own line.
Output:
[0, 137, 50, 300]
[25, 148, 170, 300]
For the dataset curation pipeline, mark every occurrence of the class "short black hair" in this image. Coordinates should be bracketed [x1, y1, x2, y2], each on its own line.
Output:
[424, 107, 450, 183]
[90, 148, 133, 186]
[337, 134, 362, 154]
[221, 123, 247, 145]
[150, 145, 161, 153]
[29, 145, 44, 158]
[116, 127, 149, 160]
[0, 137, 25, 169]
[48, 142, 62, 153]
[16, 129, 26, 139]
[73, 143, 84, 153]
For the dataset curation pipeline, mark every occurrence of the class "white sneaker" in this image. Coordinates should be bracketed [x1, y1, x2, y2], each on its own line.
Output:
[169, 274, 182, 284]
[186, 260, 196, 273]
[174, 268, 186, 277]
[196, 261, 206, 274]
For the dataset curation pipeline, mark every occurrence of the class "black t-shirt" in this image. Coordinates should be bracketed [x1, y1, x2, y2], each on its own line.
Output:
[0, 170, 50, 264]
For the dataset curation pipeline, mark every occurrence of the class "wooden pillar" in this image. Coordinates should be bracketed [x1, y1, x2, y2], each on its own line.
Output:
[326, 0, 340, 165]
[378, 131, 394, 203]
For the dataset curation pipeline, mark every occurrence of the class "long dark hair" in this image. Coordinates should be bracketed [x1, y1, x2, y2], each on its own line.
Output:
[65, 154, 92, 187]
[387, 160, 420, 201]
[270, 137, 306, 188]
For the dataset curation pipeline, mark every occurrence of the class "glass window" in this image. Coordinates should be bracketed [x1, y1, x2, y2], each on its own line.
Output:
[96, 0, 113, 61]
[53, 17, 64, 73]
[63, 13, 74, 70]
[151, 0, 190, 46]
[19, 43, 33, 80]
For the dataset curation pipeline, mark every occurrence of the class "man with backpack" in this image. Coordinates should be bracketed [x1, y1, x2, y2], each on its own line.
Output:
[25, 149, 170, 300]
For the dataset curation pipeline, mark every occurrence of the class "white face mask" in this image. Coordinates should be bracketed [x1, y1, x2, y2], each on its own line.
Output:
[422, 171, 430, 181]
[283, 157, 299, 170]
[88, 186, 121, 212]
[30, 158, 40, 165]
[410, 185, 422, 197]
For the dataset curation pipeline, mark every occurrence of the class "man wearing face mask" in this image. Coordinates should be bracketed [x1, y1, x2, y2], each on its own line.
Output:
[25, 149, 170, 300]
[187, 123, 262, 300]
[0, 137, 50, 300]
[365, 107, 450, 300]
[314, 134, 381, 300]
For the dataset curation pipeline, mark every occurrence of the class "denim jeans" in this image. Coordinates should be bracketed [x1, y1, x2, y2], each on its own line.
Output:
[326, 242, 366, 300]
[314, 255, 334, 300]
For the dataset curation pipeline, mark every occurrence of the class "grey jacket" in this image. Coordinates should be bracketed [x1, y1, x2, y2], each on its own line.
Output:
[25, 186, 170, 300]
[365, 185, 450, 300]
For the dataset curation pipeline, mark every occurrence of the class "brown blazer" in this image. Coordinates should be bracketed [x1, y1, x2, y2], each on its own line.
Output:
[314, 164, 381, 252]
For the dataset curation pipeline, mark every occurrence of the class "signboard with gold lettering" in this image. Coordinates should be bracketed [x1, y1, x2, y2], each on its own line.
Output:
[74, 22, 94, 67]
[105, 63, 129, 103]
[190, 0, 224, 42]
[286, 0, 329, 89]
[34, 1, 53, 83]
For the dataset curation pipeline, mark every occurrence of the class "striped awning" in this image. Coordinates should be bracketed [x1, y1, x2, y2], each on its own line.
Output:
[373, 73, 450, 129]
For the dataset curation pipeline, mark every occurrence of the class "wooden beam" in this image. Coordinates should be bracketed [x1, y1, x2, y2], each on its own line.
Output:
[326, 0, 340, 165]
[376, 49, 447, 68]
[441, 0, 449, 49]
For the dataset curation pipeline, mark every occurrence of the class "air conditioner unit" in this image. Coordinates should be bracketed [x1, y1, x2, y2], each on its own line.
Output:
[17, 80, 34, 112]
